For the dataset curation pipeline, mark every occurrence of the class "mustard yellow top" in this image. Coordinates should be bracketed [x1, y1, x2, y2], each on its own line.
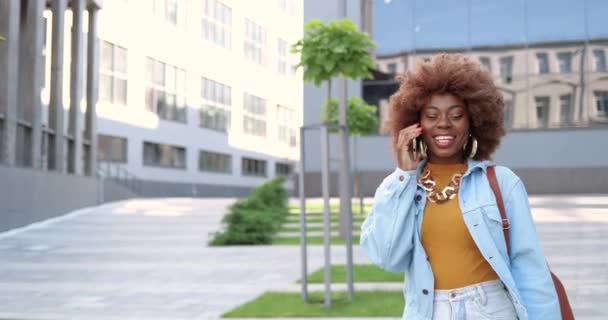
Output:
[420, 162, 499, 289]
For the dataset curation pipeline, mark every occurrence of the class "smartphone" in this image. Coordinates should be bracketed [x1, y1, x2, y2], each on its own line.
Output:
[412, 135, 426, 158]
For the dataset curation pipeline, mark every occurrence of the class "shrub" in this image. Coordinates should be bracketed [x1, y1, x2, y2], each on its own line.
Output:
[211, 177, 289, 245]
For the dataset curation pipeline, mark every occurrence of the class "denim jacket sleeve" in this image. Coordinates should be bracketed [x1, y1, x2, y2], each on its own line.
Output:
[504, 178, 561, 320]
[360, 167, 419, 272]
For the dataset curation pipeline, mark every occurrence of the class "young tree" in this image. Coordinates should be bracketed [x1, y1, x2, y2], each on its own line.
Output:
[292, 18, 377, 306]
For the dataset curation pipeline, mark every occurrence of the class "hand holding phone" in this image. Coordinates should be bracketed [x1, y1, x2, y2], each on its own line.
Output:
[396, 123, 424, 171]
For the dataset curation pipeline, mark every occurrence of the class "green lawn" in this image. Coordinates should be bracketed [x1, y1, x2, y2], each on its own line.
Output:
[304, 264, 403, 283]
[288, 204, 372, 213]
[280, 226, 324, 232]
[284, 217, 366, 224]
[273, 236, 361, 245]
[222, 290, 404, 318]
[288, 212, 369, 218]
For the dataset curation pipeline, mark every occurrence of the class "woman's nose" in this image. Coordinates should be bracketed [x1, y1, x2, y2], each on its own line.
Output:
[437, 115, 451, 128]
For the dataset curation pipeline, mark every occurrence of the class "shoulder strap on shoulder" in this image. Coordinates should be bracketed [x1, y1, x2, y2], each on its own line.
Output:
[487, 166, 511, 255]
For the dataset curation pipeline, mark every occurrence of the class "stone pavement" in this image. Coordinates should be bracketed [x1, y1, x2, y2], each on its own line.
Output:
[0, 195, 606, 319]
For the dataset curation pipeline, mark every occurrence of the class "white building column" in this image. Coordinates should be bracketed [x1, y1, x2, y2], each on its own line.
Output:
[49, 0, 68, 172]
[18, 0, 45, 168]
[85, 3, 100, 176]
[68, 0, 85, 174]
[0, 0, 20, 165]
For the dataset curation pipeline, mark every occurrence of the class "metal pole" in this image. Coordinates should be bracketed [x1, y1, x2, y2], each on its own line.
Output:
[320, 125, 332, 308]
[523, 0, 530, 127]
[338, 0, 355, 301]
[355, 135, 364, 215]
[298, 126, 308, 302]
[579, 0, 589, 124]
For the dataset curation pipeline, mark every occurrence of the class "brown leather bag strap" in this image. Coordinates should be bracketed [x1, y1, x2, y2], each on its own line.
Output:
[487, 166, 511, 256]
[487, 167, 576, 319]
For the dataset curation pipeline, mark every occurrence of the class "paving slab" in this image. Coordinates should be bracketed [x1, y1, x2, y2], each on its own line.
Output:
[0, 195, 606, 319]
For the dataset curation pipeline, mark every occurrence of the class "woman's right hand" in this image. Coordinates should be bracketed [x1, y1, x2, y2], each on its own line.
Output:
[396, 123, 424, 171]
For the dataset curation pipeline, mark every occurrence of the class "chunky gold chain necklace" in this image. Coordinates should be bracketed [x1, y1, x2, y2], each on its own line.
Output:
[418, 168, 464, 204]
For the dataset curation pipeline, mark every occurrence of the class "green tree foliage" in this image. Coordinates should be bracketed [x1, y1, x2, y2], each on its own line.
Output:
[291, 18, 376, 86]
[323, 97, 378, 135]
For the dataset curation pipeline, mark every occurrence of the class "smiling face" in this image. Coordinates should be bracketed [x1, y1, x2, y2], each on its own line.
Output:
[420, 93, 471, 164]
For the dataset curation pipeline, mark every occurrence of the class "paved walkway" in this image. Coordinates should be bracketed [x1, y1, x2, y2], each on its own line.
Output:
[0, 196, 606, 319]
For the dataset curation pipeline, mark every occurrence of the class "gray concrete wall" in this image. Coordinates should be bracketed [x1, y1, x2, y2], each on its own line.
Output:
[102, 179, 138, 204]
[300, 167, 608, 197]
[299, 128, 608, 195]
[138, 179, 296, 198]
[139, 180, 254, 198]
[0, 165, 137, 233]
[0, 165, 98, 232]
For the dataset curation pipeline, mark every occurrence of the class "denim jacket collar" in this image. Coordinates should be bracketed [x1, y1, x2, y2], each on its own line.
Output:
[415, 158, 491, 178]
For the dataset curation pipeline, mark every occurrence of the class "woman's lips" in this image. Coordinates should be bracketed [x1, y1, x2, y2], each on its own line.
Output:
[433, 135, 456, 148]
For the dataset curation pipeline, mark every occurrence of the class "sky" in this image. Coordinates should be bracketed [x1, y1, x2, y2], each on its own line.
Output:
[374, 0, 608, 55]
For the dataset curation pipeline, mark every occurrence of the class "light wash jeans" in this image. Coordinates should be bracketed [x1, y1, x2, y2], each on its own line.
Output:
[432, 280, 518, 320]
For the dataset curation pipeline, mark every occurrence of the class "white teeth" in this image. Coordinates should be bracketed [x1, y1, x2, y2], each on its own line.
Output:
[435, 136, 454, 140]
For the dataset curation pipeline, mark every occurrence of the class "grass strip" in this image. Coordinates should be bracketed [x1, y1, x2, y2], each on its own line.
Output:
[222, 290, 404, 318]
[272, 236, 361, 245]
[303, 264, 403, 283]
[285, 217, 365, 224]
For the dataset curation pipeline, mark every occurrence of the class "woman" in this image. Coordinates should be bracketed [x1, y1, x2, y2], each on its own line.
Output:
[360, 54, 560, 320]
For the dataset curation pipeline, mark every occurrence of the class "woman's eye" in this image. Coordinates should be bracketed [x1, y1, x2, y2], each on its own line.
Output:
[425, 114, 438, 119]
[451, 114, 463, 120]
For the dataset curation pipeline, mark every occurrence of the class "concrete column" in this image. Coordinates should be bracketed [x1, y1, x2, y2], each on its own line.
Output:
[18, 0, 45, 168]
[68, 0, 85, 175]
[49, 0, 68, 172]
[85, 5, 99, 176]
[0, 0, 20, 165]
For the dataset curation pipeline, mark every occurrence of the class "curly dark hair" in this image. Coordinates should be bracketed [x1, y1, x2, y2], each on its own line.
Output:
[387, 53, 506, 161]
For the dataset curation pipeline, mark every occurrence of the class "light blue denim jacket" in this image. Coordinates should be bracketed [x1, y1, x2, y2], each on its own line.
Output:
[360, 159, 561, 320]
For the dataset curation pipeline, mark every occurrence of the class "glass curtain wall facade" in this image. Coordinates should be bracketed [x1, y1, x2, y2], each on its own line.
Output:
[369, 0, 608, 133]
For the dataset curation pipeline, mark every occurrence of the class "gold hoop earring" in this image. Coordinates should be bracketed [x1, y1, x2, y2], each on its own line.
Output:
[411, 138, 418, 159]
[421, 140, 428, 158]
[469, 136, 478, 159]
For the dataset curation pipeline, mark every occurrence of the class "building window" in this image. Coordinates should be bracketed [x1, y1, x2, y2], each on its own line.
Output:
[200, 78, 231, 132]
[275, 162, 292, 176]
[202, 0, 232, 49]
[594, 91, 608, 117]
[145, 57, 187, 123]
[153, 0, 179, 26]
[557, 52, 572, 73]
[499, 56, 513, 83]
[594, 49, 606, 72]
[100, 41, 128, 106]
[199, 150, 232, 173]
[536, 52, 549, 74]
[504, 98, 513, 129]
[242, 157, 267, 177]
[277, 104, 296, 147]
[479, 57, 491, 72]
[278, 39, 288, 75]
[244, 18, 266, 64]
[559, 94, 572, 126]
[98, 134, 127, 163]
[534, 96, 550, 128]
[387, 63, 397, 74]
[278, 0, 296, 15]
[143, 141, 186, 169]
[243, 93, 267, 137]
